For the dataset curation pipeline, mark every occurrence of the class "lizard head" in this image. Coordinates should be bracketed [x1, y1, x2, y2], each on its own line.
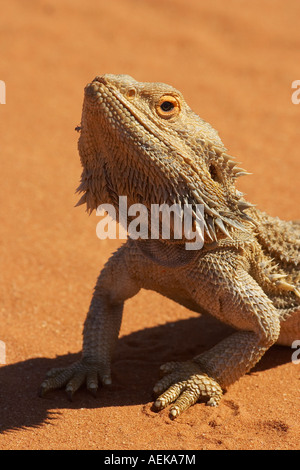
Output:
[76, 74, 253, 242]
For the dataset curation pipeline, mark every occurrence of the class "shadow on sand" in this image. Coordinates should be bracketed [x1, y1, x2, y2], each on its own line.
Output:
[0, 314, 291, 433]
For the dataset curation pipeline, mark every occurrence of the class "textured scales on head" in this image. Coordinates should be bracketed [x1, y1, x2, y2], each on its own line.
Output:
[76, 74, 254, 243]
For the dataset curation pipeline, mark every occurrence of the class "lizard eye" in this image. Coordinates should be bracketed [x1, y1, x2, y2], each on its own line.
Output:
[160, 101, 174, 112]
[156, 95, 180, 119]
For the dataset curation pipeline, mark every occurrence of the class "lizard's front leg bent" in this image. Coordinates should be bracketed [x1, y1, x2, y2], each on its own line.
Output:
[153, 268, 281, 418]
[40, 244, 140, 399]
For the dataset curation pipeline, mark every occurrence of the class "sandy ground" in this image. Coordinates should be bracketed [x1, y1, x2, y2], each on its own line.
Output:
[0, 0, 299, 450]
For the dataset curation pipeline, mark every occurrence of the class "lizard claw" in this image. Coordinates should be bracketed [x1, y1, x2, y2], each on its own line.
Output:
[39, 360, 111, 399]
[153, 360, 222, 419]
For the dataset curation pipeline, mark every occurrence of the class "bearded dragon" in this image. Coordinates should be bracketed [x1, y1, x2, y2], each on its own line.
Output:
[40, 75, 300, 419]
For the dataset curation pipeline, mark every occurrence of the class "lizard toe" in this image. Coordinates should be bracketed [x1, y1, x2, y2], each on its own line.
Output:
[39, 360, 111, 398]
[153, 360, 223, 418]
[39, 363, 79, 397]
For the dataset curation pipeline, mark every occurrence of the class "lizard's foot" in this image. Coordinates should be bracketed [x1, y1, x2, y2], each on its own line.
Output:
[153, 361, 222, 419]
[39, 359, 111, 400]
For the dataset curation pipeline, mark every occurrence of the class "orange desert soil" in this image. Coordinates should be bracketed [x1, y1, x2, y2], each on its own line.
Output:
[0, 0, 299, 450]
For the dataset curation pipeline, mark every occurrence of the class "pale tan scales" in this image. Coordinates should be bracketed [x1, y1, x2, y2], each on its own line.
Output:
[40, 75, 300, 418]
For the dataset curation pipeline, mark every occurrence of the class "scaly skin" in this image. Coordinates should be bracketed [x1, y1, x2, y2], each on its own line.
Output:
[40, 75, 300, 418]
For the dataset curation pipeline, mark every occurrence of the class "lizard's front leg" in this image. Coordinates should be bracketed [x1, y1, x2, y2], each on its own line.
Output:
[153, 267, 281, 418]
[39, 244, 140, 399]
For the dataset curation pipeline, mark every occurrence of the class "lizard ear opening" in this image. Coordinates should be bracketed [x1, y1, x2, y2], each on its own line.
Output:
[208, 163, 222, 184]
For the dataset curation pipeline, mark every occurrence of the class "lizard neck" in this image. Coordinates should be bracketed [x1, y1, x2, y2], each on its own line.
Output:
[134, 239, 199, 268]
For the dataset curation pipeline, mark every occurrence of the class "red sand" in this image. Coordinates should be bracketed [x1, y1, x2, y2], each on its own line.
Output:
[0, 0, 299, 450]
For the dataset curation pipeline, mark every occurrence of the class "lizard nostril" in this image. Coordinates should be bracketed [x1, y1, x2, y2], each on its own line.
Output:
[126, 88, 136, 100]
